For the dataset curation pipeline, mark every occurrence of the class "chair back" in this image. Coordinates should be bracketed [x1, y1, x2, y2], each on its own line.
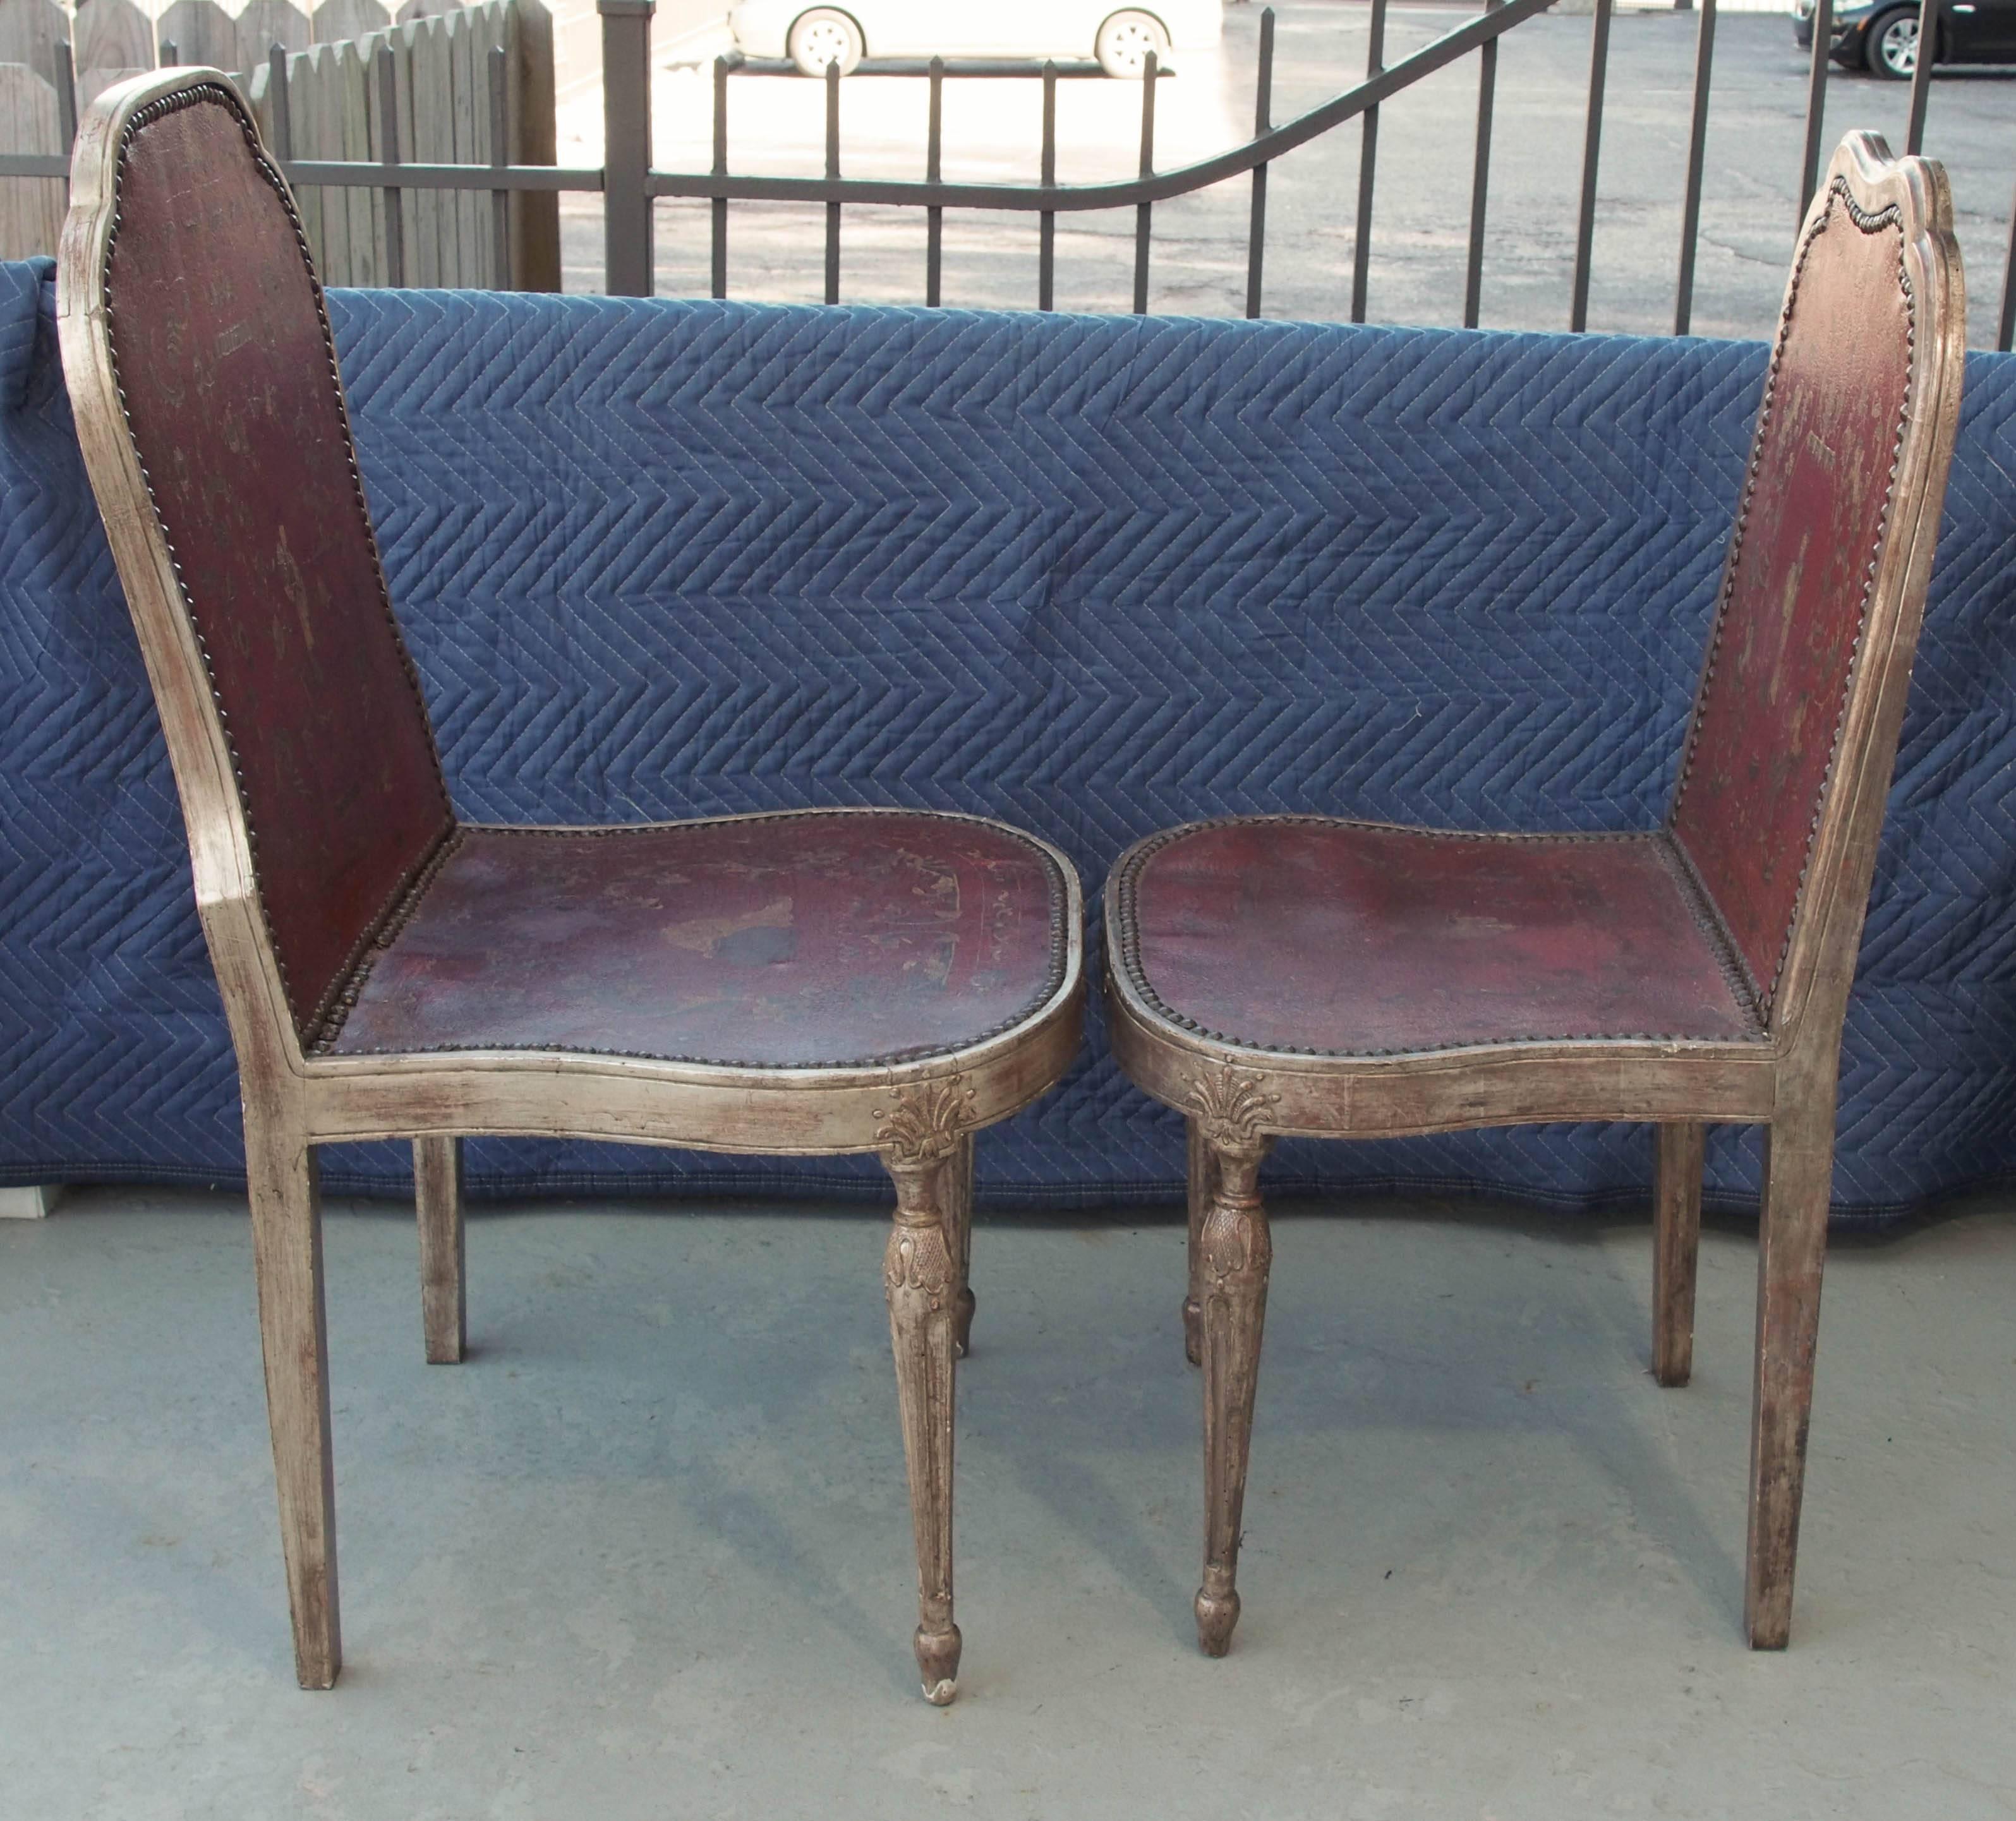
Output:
[1669, 133, 1965, 1042]
[58, 73, 453, 1060]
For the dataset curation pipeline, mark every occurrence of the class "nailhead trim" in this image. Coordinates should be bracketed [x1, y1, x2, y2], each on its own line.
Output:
[102, 82, 454, 1054]
[1668, 177, 1915, 1025]
[1110, 814, 1770, 1060]
[314, 812, 1074, 1069]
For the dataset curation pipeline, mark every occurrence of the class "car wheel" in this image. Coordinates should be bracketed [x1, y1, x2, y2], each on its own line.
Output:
[1865, 7, 1920, 79]
[1096, 10, 1171, 78]
[788, 8, 863, 77]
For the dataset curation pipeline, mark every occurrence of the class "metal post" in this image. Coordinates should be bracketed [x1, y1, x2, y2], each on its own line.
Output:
[54, 40, 76, 152]
[600, 0, 655, 297]
[1569, 0, 1612, 333]
[269, 44, 293, 168]
[160, 39, 178, 64]
[1351, 0, 1387, 324]
[1463, 0, 1500, 329]
[377, 44, 405, 287]
[1133, 50, 1156, 315]
[711, 55, 728, 297]
[926, 58, 943, 306]
[1246, 7, 1273, 320]
[1797, 0, 1833, 223]
[1904, 0, 1936, 154]
[1039, 61, 1057, 311]
[2000, 173, 2016, 353]
[490, 45, 511, 289]
[1674, 0, 1716, 335]
[824, 59, 840, 304]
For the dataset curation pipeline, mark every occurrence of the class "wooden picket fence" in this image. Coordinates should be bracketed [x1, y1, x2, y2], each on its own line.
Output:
[0, 0, 557, 287]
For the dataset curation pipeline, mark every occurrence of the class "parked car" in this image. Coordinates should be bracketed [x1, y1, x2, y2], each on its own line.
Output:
[1794, 0, 2016, 80]
[727, 0, 1226, 77]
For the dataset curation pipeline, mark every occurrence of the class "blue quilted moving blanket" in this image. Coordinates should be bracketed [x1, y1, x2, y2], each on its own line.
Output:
[5, 258, 2014, 1221]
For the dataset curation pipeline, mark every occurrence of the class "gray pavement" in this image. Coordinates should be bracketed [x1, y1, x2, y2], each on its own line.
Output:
[4, 1189, 2015, 1817]
[555, 2, 2016, 345]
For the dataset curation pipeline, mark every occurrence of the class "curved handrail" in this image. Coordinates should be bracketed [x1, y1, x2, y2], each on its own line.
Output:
[644, 0, 1555, 212]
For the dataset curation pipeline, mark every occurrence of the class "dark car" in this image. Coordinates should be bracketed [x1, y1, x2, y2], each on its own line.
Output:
[1795, 0, 2016, 79]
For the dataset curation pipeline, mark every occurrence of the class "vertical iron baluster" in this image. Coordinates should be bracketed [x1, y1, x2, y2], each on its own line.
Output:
[1463, 0, 1500, 330]
[1039, 61, 1057, 311]
[600, 0, 655, 297]
[1351, 0, 1387, 323]
[1797, 0, 1833, 222]
[711, 56, 728, 298]
[1246, 7, 1272, 320]
[1133, 50, 1156, 314]
[1569, 0, 1612, 333]
[824, 59, 840, 305]
[2000, 174, 2016, 353]
[927, 57, 943, 306]
[490, 45, 510, 289]
[269, 44, 292, 167]
[1675, 0, 1716, 335]
[377, 44, 405, 288]
[1905, 0, 1936, 154]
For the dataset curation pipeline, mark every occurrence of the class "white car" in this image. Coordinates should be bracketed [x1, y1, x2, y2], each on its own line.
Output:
[727, 0, 1224, 78]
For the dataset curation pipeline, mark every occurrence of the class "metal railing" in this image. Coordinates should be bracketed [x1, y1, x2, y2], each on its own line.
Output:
[4, 0, 2013, 349]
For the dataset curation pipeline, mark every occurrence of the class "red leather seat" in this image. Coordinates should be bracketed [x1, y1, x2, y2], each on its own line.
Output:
[327, 812, 1070, 1067]
[1116, 819, 1763, 1059]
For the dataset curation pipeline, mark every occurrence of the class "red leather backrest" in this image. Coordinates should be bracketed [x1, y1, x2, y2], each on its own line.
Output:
[103, 85, 452, 1047]
[1669, 180, 1915, 1020]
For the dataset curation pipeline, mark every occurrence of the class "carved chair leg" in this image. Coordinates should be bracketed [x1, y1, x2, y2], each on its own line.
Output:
[1184, 1115, 1219, 1368]
[414, 1136, 466, 1366]
[880, 1143, 963, 1705]
[245, 1114, 341, 1689]
[1744, 1095, 1836, 1649]
[1195, 1136, 1272, 1657]
[1653, 1121, 1705, 1388]
[945, 1131, 976, 1359]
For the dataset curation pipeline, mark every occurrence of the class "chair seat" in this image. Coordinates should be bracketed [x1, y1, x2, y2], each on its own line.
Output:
[1112, 817, 1766, 1059]
[322, 810, 1070, 1069]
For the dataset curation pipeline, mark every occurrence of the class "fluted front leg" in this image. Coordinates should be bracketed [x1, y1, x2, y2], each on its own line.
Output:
[876, 1077, 976, 1705]
[1184, 1115, 1219, 1367]
[1186, 1066, 1279, 1659]
[945, 1131, 976, 1359]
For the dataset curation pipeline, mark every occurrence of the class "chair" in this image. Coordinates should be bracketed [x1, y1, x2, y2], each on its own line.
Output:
[57, 70, 1083, 1705]
[1103, 133, 1966, 1658]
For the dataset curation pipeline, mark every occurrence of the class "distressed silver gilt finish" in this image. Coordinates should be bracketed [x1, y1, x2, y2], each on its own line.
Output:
[57, 69, 1083, 1704]
[1104, 134, 1967, 1661]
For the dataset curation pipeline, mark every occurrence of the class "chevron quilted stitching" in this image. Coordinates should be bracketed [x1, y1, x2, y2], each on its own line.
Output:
[4, 260, 2015, 1222]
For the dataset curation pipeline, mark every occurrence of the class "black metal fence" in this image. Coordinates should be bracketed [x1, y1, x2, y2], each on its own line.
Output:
[4, 0, 2013, 349]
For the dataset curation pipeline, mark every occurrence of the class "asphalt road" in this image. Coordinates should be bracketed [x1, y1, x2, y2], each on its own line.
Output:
[556, 2, 2015, 345]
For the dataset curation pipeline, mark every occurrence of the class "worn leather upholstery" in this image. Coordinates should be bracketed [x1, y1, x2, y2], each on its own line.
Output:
[1116, 819, 1763, 1057]
[104, 90, 452, 1043]
[1670, 182, 1914, 1011]
[327, 812, 1070, 1068]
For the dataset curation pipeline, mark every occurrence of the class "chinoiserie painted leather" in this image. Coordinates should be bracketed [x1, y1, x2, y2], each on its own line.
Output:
[104, 93, 452, 1043]
[1670, 186, 1914, 1011]
[326, 812, 1070, 1068]
[1119, 819, 1762, 1057]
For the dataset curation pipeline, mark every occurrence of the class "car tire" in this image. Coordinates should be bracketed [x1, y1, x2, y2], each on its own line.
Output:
[1095, 10, 1171, 78]
[788, 8, 864, 77]
[1864, 6, 1921, 80]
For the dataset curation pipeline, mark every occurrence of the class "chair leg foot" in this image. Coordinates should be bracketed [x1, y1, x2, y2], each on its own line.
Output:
[1195, 1131, 1271, 1660]
[1184, 1116, 1217, 1369]
[246, 1115, 341, 1688]
[1653, 1121, 1705, 1388]
[1744, 1099, 1835, 1650]
[881, 1140, 963, 1705]
[414, 1136, 465, 1365]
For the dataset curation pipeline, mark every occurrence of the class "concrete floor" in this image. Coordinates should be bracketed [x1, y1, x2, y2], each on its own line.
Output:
[3, 1189, 2013, 1817]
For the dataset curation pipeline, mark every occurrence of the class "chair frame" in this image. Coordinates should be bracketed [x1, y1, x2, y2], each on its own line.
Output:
[1105, 133, 1967, 1657]
[59, 68, 1083, 1704]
